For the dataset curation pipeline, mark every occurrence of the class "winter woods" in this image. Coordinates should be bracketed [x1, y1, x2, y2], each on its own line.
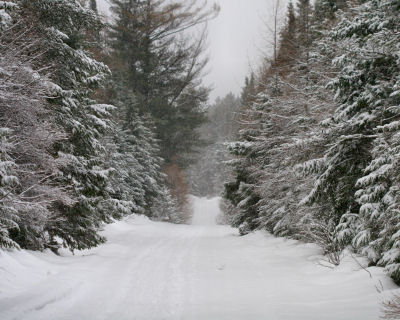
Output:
[2, 0, 400, 306]
[0, 0, 216, 251]
[223, 0, 400, 286]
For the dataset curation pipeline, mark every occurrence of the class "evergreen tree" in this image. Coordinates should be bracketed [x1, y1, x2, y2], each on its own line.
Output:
[296, 0, 312, 50]
[277, 1, 297, 66]
[0, 4, 80, 250]
[108, 0, 216, 166]
[17, 0, 118, 251]
[223, 91, 264, 234]
[224, 0, 339, 244]
[103, 56, 179, 219]
[0, 128, 19, 249]
[241, 74, 256, 108]
[330, 0, 400, 282]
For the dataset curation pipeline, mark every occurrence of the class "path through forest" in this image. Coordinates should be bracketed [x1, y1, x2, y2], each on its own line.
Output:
[0, 197, 395, 320]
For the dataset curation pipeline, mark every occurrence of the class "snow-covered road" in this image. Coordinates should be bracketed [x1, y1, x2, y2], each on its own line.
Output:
[0, 197, 397, 320]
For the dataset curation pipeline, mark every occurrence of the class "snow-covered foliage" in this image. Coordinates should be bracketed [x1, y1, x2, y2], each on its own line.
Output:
[224, 0, 400, 283]
[0, 128, 19, 248]
[0, 0, 182, 252]
[224, 0, 339, 241]
[0, 23, 74, 250]
[331, 0, 400, 282]
[17, 0, 118, 250]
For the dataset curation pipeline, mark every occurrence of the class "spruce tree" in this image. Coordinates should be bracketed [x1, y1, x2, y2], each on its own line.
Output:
[18, 0, 117, 250]
[331, 0, 400, 282]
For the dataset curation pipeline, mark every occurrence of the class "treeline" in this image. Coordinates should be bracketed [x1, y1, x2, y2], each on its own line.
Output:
[0, 0, 216, 252]
[223, 0, 400, 284]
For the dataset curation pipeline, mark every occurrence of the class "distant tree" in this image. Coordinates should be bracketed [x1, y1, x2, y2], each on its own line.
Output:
[187, 93, 241, 197]
[241, 74, 256, 109]
[296, 0, 312, 49]
[164, 163, 192, 223]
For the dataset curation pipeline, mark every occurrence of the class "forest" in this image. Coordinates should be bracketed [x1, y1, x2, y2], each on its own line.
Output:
[1, 0, 400, 319]
[223, 0, 400, 287]
[0, 0, 219, 251]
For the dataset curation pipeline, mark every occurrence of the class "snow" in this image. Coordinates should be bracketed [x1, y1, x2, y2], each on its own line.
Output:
[190, 196, 219, 225]
[0, 196, 398, 320]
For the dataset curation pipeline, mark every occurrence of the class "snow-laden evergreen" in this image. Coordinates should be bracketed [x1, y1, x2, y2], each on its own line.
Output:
[0, 0, 185, 251]
[0, 16, 75, 250]
[331, 0, 400, 282]
[20, 0, 119, 250]
[223, 0, 400, 286]
[223, 0, 337, 241]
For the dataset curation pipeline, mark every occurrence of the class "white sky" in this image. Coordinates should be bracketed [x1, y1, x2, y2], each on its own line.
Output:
[204, 0, 275, 101]
[97, 0, 283, 102]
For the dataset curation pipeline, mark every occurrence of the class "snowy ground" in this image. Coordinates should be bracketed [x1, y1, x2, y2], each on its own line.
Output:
[0, 197, 398, 320]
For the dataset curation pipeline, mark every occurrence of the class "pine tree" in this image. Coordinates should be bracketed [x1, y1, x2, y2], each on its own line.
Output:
[313, 0, 347, 25]
[104, 64, 174, 219]
[0, 0, 20, 249]
[108, 0, 216, 166]
[296, 0, 312, 50]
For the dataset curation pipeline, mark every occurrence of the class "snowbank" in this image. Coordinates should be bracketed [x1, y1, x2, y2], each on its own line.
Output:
[0, 197, 398, 319]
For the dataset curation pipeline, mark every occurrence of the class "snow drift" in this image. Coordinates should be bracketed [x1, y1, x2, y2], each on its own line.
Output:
[0, 197, 398, 319]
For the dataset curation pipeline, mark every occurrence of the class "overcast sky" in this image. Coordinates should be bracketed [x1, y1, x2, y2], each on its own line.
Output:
[203, 0, 275, 101]
[97, 0, 282, 102]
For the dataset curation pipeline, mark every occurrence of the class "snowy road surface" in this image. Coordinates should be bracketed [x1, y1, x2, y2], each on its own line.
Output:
[0, 197, 397, 320]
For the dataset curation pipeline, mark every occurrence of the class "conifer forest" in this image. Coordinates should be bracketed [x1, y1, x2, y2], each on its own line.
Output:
[1, 0, 400, 319]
